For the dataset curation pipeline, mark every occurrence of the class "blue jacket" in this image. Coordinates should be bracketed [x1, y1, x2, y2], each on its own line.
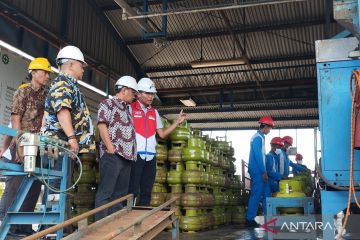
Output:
[292, 163, 307, 175]
[266, 151, 282, 193]
[277, 149, 290, 177]
[248, 130, 266, 176]
[277, 149, 306, 177]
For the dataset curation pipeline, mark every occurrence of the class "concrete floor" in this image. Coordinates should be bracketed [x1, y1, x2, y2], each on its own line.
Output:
[155, 225, 265, 240]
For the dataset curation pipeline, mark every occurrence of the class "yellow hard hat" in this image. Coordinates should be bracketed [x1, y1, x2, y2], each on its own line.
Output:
[28, 58, 52, 72]
[17, 83, 30, 89]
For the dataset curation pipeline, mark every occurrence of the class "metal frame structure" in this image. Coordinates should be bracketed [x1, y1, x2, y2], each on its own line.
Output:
[265, 197, 315, 240]
[316, 36, 360, 239]
[24, 195, 180, 240]
[0, 0, 340, 129]
[0, 126, 69, 240]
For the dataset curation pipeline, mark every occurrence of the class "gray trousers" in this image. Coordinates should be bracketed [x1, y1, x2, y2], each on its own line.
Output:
[95, 153, 132, 221]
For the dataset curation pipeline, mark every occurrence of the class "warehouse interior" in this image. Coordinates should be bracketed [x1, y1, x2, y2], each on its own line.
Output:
[0, 0, 339, 129]
[1, 0, 360, 239]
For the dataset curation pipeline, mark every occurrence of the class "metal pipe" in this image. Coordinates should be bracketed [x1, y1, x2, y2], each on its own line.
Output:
[124, 0, 306, 20]
[114, 0, 155, 32]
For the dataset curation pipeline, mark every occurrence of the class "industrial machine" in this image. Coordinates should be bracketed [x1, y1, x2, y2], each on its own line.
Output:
[0, 125, 81, 240]
[315, 1, 360, 239]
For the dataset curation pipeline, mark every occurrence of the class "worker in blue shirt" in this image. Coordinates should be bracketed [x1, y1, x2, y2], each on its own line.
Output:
[277, 136, 305, 177]
[245, 116, 274, 227]
[293, 153, 309, 175]
[266, 137, 283, 194]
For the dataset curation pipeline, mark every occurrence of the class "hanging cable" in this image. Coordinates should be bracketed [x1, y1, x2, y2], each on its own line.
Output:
[36, 142, 83, 193]
[337, 70, 360, 239]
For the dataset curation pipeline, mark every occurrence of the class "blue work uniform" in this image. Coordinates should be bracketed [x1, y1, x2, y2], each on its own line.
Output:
[277, 149, 306, 177]
[246, 130, 268, 221]
[266, 151, 282, 193]
[292, 163, 308, 175]
[276, 149, 289, 178]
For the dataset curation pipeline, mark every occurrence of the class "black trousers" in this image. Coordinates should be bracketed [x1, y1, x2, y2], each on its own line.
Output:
[94, 153, 132, 221]
[128, 155, 156, 206]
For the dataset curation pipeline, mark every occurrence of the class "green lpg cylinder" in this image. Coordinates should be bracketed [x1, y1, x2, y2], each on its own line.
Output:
[169, 121, 190, 141]
[231, 206, 246, 224]
[214, 138, 230, 155]
[73, 191, 95, 207]
[276, 180, 305, 214]
[182, 145, 204, 162]
[80, 153, 96, 164]
[292, 173, 313, 196]
[74, 164, 95, 185]
[150, 192, 167, 207]
[180, 209, 202, 232]
[279, 180, 302, 194]
[166, 192, 182, 205]
[222, 155, 230, 170]
[181, 169, 203, 185]
[155, 141, 168, 163]
[168, 141, 186, 164]
[181, 185, 203, 207]
[155, 164, 167, 184]
[202, 165, 209, 185]
[152, 183, 167, 193]
[182, 133, 205, 162]
[167, 163, 184, 185]
[206, 165, 213, 185]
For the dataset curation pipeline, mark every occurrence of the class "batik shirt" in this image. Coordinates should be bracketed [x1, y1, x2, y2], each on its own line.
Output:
[10, 84, 46, 159]
[11, 84, 46, 133]
[43, 72, 95, 153]
[97, 97, 136, 161]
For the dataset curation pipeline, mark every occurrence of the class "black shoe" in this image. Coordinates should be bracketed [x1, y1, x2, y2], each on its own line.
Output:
[245, 219, 260, 228]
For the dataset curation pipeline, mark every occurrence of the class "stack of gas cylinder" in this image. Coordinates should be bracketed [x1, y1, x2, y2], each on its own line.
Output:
[71, 153, 98, 225]
[151, 120, 245, 231]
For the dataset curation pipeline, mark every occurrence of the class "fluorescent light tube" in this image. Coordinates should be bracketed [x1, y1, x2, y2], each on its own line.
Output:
[190, 58, 246, 68]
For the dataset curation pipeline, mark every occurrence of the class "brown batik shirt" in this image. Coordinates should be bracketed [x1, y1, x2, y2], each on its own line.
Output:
[11, 84, 46, 133]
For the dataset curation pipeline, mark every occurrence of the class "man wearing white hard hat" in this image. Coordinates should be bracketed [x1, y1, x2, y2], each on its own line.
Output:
[42, 46, 95, 226]
[128, 77, 186, 206]
[94, 76, 138, 220]
[43, 45, 95, 155]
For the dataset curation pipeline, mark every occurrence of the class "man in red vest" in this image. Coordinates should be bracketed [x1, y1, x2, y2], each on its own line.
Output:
[128, 77, 186, 206]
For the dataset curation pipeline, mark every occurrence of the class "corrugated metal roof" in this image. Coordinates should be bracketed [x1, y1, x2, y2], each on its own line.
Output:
[3, 0, 344, 129]
[189, 119, 319, 130]
[2, 0, 138, 78]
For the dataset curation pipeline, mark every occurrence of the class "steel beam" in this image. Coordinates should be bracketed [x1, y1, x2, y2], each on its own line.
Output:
[185, 115, 318, 123]
[156, 78, 316, 93]
[151, 63, 314, 79]
[88, 0, 144, 77]
[125, 19, 333, 45]
[100, 0, 180, 11]
[157, 101, 318, 114]
[198, 124, 319, 130]
[144, 54, 315, 73]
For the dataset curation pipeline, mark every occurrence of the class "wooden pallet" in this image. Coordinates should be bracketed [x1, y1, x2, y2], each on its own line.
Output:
[24, 195, 179, 240]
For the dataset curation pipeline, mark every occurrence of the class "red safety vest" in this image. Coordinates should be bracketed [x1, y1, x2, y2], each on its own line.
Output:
[131, 101, 157, 160]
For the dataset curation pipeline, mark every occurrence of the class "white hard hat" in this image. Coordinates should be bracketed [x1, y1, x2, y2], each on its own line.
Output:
[138, 77, 157, 93]
[56, 46, 87, 66]
[115, 76, 138, 92]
